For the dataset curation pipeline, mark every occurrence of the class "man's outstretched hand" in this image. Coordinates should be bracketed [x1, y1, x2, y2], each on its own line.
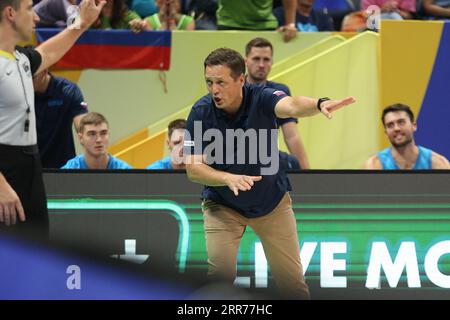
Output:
[320, 97, 356, 119]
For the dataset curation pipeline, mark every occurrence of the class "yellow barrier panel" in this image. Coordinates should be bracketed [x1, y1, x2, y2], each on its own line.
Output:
[331, 32, 358, 39]
[114, 129, 166, 168]
[109, 127, 149, 155]
[272, 32, 380, 169]
[270, 35, 346, 76]
[379, 20, 443, 149]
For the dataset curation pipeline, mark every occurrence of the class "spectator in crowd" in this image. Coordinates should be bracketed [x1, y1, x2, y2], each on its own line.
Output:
[33, 69, 88, 168]
[143, 0, 195, 30]
[340, 10, 369, 32]
[217, 0, 298, 42]
[128, 0, 157, 18]
[146, 119, 186, 169]
[61, 112, 133, 169]
[91, 0, 143, 30]
[364, 104, 449, 169]
[245, 38, 310, 169]
[274, 0, 334, 32]
[185, 0, 217, 30]
[34, 0, 78, 28]
[422, 0, 450, 19]
[361, 0, 416, 20]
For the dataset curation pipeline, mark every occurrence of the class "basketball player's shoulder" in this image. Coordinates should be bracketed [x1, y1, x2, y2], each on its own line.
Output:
[363, 154, 382, 169]
[431, 151, 450, 169]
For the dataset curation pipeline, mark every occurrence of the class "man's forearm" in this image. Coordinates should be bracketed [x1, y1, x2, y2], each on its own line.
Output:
[291, 96, 320, 117]
[36, 27, 86, 74]
[424, 4, 450, 17]
[282, 0, 297, 25]
[35, 0, 105, 73]
[186, 163, 230, 187]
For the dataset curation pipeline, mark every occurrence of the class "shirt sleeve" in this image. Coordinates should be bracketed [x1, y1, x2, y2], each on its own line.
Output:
[259, 87, 289, 119]
[146, 159, 163, 169]
[61, 159, 76, 169]
[271, 84, 298, 127]
[120, 161, 133, 169]
[276, 116, 298, 128]
[15, 46, 42, 75]
[67, 83, 88, 118]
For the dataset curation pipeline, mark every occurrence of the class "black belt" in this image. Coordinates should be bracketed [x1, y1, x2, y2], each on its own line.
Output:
[0, 143, 39, 154]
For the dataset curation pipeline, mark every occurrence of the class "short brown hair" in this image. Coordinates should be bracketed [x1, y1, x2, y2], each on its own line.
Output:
[204, 48, 245, 80]
[168, 119, 186, 139]
[382, 103, 415, 126]
[245, 37, 273, 57]
[79, 112, 108, 133]
[0, 0, 21, 22]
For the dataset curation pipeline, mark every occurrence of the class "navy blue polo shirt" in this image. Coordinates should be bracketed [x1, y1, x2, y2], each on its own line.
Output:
[265, 81, 298, 128]
[35, 75, 88, 168]
[184, 83, 291, 218]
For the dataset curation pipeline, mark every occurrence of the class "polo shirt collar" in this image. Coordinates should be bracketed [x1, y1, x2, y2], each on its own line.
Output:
[0, 50, 15, 60]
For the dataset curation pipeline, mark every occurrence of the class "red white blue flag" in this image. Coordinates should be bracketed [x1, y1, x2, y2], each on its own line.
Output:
[36, 29, 171, 70]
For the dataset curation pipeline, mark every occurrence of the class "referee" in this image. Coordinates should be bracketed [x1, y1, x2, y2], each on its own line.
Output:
[0, 0, 105, 236]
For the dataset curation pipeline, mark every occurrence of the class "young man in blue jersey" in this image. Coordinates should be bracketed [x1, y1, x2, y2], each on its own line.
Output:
[245, 37, 309, 169]
[146, 119, 186, 170]
[61, 112, 132, 169]
[184, 47, 355, 299]
[364, 104, 449, 169]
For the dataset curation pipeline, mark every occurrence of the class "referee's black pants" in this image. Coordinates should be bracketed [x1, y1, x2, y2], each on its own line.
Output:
[0, 144, 49, 239]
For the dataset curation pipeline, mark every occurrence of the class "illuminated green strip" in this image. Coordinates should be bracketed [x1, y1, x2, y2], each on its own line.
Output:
[292, 204, 450, 209]
[47, 199, 190, 273]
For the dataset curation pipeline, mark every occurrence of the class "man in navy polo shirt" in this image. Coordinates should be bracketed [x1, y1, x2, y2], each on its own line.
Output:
[33, 69, 88, 168]
[184, 47, 355, 299]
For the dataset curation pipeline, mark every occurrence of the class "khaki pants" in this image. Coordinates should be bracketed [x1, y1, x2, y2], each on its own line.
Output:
[202, 193, 310, 299]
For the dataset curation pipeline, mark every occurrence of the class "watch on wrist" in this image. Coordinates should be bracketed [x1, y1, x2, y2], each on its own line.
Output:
[317, 97, 330, 111]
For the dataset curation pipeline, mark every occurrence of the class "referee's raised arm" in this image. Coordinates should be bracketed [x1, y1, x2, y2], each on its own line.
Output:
[35, 0, 106, 74]
[0, 0, 103, 234]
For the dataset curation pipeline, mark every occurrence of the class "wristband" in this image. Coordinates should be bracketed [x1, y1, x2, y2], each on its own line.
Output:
[317, 97, 330, 111]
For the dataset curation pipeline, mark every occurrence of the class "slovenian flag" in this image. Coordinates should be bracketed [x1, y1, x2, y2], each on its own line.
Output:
[35, 29, 171, 70]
